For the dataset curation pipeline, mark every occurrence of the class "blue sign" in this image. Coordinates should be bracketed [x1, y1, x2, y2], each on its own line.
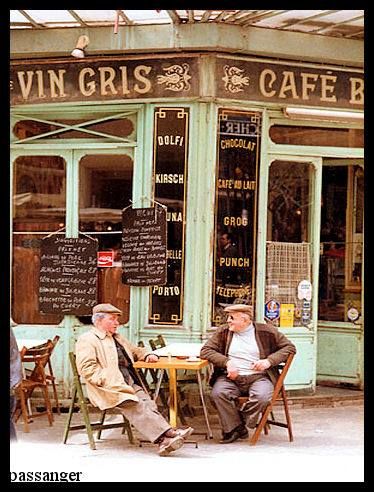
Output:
[265, 300, 280, 321]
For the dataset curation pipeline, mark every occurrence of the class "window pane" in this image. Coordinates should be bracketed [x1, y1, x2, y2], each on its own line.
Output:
[319, 164, 363, 322]
[267, 161, 312, 243]
[13, 155, 66, 232]
[266, 160, 313, 328]
[13, 116, 135, 141]
[270, 125, 363, 148]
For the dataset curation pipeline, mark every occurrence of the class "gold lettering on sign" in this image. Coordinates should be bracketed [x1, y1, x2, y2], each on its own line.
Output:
[219, 257, 250, 267]
[279, 71, 299, 99]
[220, 139, 256, 151]
[216, 285, 251, 298]
[223, 216, 248, 227]
[79, 68, 96, 96]
[166, 212, 183, 222]
[152, 286, 180, 296]
[134, 65, 152, 94]
[157, 135, 184, 146]
[259, 69, 277, 97]
[167, 250, 182, 259]
[300, 72, 319, 100]
[350, 77, 364, 104]
[155, 174, 184, 183]
[320, 74, 337, 102]
[99, 67, 118, 96]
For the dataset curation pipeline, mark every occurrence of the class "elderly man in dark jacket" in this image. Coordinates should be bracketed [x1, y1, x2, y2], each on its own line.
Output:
[200, 304, 296, 443]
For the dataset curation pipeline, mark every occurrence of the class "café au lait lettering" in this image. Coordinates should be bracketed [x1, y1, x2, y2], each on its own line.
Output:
[218, 179, 255, 190]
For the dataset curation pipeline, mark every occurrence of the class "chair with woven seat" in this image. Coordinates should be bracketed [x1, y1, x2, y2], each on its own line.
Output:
[63, 352, 134, 450]
[237, 352, 295, 446]
[15, 345, 54, 433]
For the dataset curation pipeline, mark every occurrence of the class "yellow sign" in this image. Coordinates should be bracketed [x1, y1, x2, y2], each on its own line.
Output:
[280, 304, 295, 328]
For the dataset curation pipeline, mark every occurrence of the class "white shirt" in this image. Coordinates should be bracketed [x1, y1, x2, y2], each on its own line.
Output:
[228, 324, 262, 375]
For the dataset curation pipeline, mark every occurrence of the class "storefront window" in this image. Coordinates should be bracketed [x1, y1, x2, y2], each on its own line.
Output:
[270, 125, 363, 148]
[13, 114, 136, 141]
[212, 109, 261, 325]
[265, 161, 313, 328]
[12, 155, 66, 324]
[318, 163, 363, 322]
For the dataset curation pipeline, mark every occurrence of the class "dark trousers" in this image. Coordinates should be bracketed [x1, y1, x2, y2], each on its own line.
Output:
[211, 374, 274, 434]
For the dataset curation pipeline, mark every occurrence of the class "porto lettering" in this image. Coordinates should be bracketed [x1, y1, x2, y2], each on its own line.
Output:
[152, 286, 180, 296]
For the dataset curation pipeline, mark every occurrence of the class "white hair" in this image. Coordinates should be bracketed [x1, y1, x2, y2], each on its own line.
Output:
[92, 312, 107, 325]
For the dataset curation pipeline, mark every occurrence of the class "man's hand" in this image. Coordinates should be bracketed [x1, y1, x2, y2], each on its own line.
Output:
[226, 359, 239, 380]
[145, 354, 159, 363]
[252, 359, 271, 371]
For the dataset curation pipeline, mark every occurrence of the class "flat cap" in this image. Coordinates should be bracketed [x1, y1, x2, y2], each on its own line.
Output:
[92, 303, 122, 315]
[224, 304, 253, 316]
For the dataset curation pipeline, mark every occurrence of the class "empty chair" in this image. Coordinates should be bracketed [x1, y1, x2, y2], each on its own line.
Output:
[15, 345, 54, 432]
[237, 352, 295, 445]
[24, 336, 60, 413]
[63, 352, 134, 450]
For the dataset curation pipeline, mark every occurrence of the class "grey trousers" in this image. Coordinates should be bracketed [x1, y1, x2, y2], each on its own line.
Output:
[117, 385, 171, 443]
[211, 374, 274, 434]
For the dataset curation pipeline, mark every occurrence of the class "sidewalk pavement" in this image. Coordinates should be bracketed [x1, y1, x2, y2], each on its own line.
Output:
[10, 402, 364, 483]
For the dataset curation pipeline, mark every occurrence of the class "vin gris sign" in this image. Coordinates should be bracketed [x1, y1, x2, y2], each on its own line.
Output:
[10, 55, 199, 105]
[10, 54, 363, 109]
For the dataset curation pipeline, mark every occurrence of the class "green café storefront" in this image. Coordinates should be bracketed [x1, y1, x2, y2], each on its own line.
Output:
[10, 51, 364, 396]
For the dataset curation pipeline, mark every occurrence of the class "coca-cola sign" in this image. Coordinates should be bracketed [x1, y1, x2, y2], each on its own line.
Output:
[97, 251, 114, 268]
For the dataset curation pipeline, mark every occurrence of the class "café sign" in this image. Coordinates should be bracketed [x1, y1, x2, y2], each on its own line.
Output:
[10, 54, 363, 109]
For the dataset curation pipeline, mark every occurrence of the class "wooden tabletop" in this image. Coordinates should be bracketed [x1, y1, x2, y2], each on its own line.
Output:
[133, 356, 208, 371]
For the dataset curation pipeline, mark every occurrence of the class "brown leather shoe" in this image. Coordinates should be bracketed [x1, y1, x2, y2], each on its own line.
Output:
[158, 435, 184, 456]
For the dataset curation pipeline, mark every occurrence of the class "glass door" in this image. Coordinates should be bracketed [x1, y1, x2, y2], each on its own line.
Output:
[76, 149, 134, 325]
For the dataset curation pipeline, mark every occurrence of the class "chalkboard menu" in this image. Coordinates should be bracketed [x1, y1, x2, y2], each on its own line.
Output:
[122, 206, 167, 286]
[39, 236, 98, 315]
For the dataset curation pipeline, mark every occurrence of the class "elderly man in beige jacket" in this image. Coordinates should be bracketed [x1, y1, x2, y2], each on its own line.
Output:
[76, 303, 193, 456]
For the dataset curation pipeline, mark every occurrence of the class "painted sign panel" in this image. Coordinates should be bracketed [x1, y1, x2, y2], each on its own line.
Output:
[279, 303, 295, 328]
[39, 236, 97, 314]
[212, 109, 261, 325]
[149, 107, 189, 325]
[122, 206, 167, 286]
[10, 55, 199, 105]
[216, 56, 364, 109]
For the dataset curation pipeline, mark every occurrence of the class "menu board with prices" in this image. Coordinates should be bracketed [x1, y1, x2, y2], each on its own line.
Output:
[122, 206, 167, 286]
[39, 236, 98, 315]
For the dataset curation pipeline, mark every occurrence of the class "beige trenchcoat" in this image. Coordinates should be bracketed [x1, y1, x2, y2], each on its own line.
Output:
[76, 327, 152, 410]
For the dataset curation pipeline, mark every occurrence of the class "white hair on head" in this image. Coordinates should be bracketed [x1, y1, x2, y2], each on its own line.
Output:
[92, 312, 107, 325]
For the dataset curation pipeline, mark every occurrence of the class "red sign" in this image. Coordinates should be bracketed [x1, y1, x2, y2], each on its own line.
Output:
[97, 251, 114, 268]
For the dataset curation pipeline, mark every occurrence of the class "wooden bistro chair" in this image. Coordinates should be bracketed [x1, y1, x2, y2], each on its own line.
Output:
[63, 352, 134, 451]
[15, 345, 54, 433]
[24, 336, 61, 414]
[237, 352, 295, 446]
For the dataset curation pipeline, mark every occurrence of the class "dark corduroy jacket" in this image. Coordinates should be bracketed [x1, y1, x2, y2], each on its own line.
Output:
[200, 322, 296, 387]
